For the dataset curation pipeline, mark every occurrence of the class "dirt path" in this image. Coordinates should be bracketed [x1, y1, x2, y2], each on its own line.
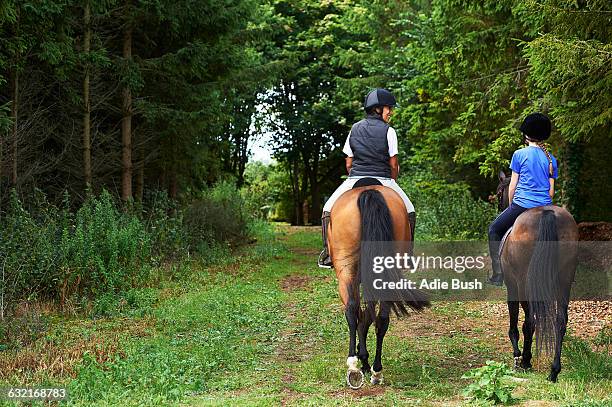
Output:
[276, 273, 314, 405]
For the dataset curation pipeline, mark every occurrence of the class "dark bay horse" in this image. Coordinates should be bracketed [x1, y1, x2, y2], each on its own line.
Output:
[496, 171, 578, 382]
[327, 183, 429, 389]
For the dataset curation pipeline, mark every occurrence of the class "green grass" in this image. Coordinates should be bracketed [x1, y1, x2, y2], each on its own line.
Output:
[0, 224, 610, 406]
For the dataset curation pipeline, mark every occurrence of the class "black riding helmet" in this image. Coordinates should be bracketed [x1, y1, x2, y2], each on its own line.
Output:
[519, 112, 551, 141]
[364, 88, 397, 111]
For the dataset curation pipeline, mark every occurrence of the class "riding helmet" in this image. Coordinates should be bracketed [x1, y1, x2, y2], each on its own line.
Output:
[364, 88, 397, 110]
[519, 112, 551, 141]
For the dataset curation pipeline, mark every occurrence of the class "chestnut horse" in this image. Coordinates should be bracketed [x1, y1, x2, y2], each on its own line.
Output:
[496, 171, 578, 382]
[327, 182, 429, 389]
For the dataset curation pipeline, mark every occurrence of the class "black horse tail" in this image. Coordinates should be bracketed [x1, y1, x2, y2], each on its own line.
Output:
[357, 189, 430, 317]
[527, 209, 560, 354]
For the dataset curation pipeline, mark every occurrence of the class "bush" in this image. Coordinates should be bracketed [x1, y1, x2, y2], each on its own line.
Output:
[183, 181, 251, 251]
[0, 182, 255, 319]
[398, 175, 497, 240]
[241, 161, 293, 221]
[141, 190, 187, 259]
[60, 190, 153, 297]
[0, 190, 152, 314]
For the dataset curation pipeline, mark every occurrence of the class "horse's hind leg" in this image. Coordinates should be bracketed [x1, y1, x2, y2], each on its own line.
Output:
[508, 299, 521, 368]
[341, 279, 364, 389]
[520, 301, 534, 369]
[357, 302, 374, 375]
[371, 301, 391, 385]
[548, 301, 569, 382]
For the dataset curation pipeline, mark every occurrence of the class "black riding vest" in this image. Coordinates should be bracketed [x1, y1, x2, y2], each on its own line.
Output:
[348, 114, 391, 178]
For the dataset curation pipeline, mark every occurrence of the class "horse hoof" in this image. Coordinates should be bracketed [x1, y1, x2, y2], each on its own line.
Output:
[513, 356, 521, 370]
[547, 373, 558, 383]
[370, 368, 383, 385]
[346, 369, 364, 389]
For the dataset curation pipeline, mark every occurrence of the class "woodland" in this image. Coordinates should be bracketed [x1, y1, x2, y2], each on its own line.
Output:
[0, 0, 611, 312]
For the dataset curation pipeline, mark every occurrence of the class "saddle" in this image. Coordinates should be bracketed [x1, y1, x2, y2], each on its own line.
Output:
[352, 177, 382, 189]
[499, 227, 513, 257]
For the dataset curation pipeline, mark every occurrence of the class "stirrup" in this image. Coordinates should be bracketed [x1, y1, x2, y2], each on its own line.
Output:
[318, 250, 333, 269]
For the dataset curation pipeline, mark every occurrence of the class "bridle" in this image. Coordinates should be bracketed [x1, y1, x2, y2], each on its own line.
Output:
[496, 177, 511, 212]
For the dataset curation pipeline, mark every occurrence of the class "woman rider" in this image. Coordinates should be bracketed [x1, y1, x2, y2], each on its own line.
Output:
[318, 88, 416, 268]
[488, 112, 558, 285]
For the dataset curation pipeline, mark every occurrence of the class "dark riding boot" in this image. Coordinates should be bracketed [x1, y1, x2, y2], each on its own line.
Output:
[408, 212, 416, 256]
[489, 257, 504, 286]
[488, 240, 504, 286]
[318, 211, 333, 268]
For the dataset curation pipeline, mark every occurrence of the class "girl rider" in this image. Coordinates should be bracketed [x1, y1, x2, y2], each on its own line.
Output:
[318, 88, 416, 268]
[488, 113, 558, 285]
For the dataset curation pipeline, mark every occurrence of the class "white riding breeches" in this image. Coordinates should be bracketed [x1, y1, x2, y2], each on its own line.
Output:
[322, 176, 415, 214]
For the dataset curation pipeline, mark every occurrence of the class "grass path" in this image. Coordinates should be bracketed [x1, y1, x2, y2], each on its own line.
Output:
[188, 226, 611, 406]
[1, 225, 610, 406]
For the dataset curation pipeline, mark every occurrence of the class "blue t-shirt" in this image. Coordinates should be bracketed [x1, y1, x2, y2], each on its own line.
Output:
[510, 146, 558, 209]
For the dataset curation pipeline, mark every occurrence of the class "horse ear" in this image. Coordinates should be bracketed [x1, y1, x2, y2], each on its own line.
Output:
[498, 170, 507, 181]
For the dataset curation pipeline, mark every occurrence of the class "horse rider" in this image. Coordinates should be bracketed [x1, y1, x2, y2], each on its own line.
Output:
[318, 88, 416, 268]
[488, 113, 558, 285]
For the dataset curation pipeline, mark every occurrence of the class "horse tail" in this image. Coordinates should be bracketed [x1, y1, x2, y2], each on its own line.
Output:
[527, 209, 560, 354]
[357, 189, 430, 317]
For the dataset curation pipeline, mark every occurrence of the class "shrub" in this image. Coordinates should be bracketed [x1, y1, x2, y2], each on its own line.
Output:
[141, 190, 187, 259]
[0, 190, 152, 314]
[462, 360, 515, 404]
[0, 182, 255, 318]
[183, 181, 250, 251]
[398, 175, 497, 240]
[241, 161, 293, 221]
[59, 190, 153, 298]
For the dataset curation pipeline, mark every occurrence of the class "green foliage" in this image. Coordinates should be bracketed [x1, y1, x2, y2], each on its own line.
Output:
[241, 161, 292, 220]
[360, 0, 612, 220]
[563, 336, 612, 381]
[92, 288, 159, 318]
[67, 191, 153, 295]
[141, 190, 188, 259]
[462, 360, 516, 404]
[0, 184, 256, 319]
[183, 181, 251, 250]
[0, 190, 153, 310]
[264, 0, 374, 223]
[399, 175, 498, 240]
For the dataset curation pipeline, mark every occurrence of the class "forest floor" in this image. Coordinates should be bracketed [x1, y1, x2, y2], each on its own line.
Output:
[0, 225, 610, 406]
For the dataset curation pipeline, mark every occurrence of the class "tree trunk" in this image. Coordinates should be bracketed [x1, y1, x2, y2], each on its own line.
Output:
[82, 1, 92, 192]
[305, 141, 321, 223]
[121, 21, 133, 202]
[135, 139, 144, 202]
[169, 165, 177, 199]
[237, 131, 248, 187]
[10, 69, 18, 186]
[288, 157, 303, 225]
[310, 174, 320, 223]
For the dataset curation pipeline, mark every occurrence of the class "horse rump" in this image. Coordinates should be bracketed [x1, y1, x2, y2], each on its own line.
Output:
[357, 189, 430, 317]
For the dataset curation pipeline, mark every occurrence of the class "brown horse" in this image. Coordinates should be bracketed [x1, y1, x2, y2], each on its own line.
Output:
[327, 181, 429, 389]
[497, 171, 578, 382]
